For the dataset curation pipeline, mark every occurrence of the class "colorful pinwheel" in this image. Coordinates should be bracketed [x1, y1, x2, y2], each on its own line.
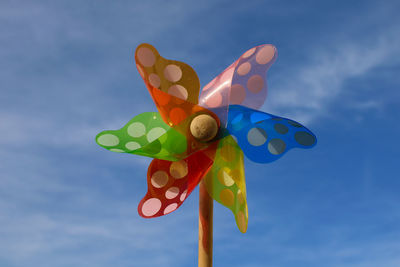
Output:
[96, 43, 317, 259]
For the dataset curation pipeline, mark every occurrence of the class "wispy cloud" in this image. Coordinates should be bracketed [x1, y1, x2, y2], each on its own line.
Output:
[1, 0, 400, 266]
[267, 28, 400, 124]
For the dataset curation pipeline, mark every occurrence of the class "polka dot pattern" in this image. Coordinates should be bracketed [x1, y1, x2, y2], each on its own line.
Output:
[97, 134, 119, 147]
[138, 147, 214, 218]
[220, 189, 234, 206]
[295, 131, 316, 146]
[203, 135, 249, 233]
[142, 198, 161, 216]
[255, 45, 276, 65]
[199, 44, 277, 126]
[125, 141, 141, 151]
[237, 62, 251, 76]
[165, 187, 179, 199]
[164, 203, 178, 214]
[137, 47, 156, 67]
[180, 190, 188, 201]
[96, 112, 187, 161]
[135, 43, 200, 109]
[170, 160, 188, 179]
[247, 128, 267, 146]
[274, 123, 288, 134]
[168, 85, 188, 100]
[148, 73, 161, 88]
[151, 171, 169, 188]
[109, 148, 124, 153]
[226, 105, 317, 164]
[217, 168, 235, 186]
[268, 138, 286, 155]
[164, 64, 182, 82]
[127, 122, 146, 138]
[147, 127, 166, 143]
[247, 75, 264, 93]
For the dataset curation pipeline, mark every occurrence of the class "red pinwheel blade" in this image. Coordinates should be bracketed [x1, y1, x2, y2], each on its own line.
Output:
[138, 143, 218, 218]
[199, 44, 277, 126]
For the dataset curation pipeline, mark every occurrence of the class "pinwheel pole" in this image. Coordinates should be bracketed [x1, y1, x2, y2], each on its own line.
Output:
[198, 181, 213, 267]
[190, 114, 219, 267]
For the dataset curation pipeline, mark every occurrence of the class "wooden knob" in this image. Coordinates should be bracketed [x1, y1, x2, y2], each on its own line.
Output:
[190, 114, 218, 142]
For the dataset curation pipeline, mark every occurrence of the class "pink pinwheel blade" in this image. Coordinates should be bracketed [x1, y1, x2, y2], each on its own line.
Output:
[199, 44, 277, 127]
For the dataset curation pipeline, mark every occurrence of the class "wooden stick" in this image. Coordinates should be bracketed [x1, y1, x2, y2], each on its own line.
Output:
[198, 180, 213, 267]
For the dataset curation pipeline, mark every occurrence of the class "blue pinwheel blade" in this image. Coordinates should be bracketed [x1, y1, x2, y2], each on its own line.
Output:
[226, 105, 317, 163]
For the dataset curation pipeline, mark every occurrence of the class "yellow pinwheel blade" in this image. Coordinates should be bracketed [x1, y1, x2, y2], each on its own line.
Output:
[203, 135, 248, 233]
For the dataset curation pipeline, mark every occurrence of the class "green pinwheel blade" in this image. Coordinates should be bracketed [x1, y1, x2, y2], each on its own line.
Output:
[96, 112, 187, 161]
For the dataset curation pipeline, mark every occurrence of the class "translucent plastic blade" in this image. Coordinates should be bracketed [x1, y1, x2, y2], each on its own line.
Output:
[134, 43, 222, 158]
[135, 43, 200, 105]
[96, 112, 188, 161]
[138, 143, 217, 218]
[203, 135, 248, 233]
[199, 44, 277, 126]
[227, 105, 317, 163]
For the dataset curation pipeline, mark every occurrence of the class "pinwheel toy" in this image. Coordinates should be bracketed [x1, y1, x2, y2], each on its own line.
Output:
[96, 43, 317, 266]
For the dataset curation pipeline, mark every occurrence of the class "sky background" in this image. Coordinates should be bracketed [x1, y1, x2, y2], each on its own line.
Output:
[1, 0, 400, 266]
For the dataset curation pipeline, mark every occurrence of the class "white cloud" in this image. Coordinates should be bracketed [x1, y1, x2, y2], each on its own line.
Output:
[266, 28, 400, 124]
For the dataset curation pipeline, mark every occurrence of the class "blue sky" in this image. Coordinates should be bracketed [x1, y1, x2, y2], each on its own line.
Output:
[1, 0, 400, 266]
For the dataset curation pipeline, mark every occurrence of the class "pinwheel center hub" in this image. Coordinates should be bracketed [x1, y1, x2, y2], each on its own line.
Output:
[190, 114, 218, 142]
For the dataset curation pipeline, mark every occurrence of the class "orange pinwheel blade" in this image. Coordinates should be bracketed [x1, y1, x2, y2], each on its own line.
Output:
[135, 43, 200, 105]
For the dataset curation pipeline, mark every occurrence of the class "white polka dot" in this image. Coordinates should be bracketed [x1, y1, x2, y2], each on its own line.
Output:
[168, 85, 188, 100]
[294, 131, 315, 146]
[165, 187, 179, 199]
[110, 148, 124, 153]
[204, 92, 222, 108]
[256, 45, 275, 65]
[247, 75, 264, 93]
[147, 127, 167, 143]
[180, 190, 188, 201]
[141, 198, 161, 216]
[170, 160, 188, 179]
[237, 62, 251, 76]
[247, 127, 267, 146]
[149, 73, 161, 88]
[125, 141, 141, 150]
[164, 203, 178, 214]
[268, 139, 286, 155]
[164, 64, 182, 82]
[151, 171, 169, 188]
[137, 47, 156, 67]
[127, 122, 146, 138]
[97, 134, 119, 146]
[242, 47, 256, 58]
[218, 169, 235, 186]
[274, 123, 288, 134]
